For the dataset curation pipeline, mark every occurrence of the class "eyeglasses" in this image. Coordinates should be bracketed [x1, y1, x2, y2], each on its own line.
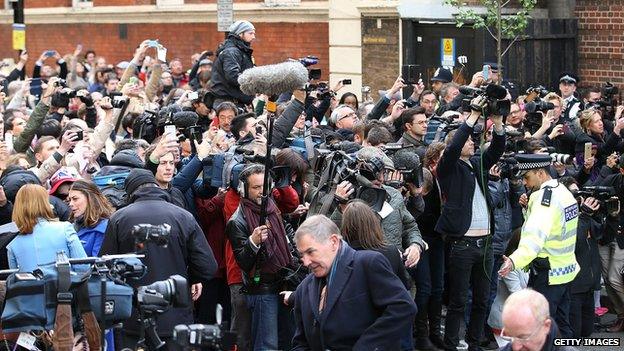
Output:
[500, 318, 547, 344]
[339, 112, 357, 121]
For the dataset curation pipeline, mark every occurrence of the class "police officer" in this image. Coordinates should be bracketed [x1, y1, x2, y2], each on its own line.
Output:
[499, 154, 579, 339]
[558, 72, 582, 122]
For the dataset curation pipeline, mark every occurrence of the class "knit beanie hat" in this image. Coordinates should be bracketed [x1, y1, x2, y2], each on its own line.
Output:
[229, 20, 255, 36]
[124, 169, 157, 196]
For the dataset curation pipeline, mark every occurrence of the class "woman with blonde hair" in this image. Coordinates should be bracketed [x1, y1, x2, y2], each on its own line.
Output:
[575, 108, 624, 182]
[7, 184, 86, 271]
[68, 180, 114, 256]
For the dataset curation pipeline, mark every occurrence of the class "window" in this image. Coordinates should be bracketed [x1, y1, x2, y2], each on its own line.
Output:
[73, 0, 93, 8]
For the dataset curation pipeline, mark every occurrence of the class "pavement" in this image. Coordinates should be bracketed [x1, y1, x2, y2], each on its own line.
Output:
[577, 312, 624, 351]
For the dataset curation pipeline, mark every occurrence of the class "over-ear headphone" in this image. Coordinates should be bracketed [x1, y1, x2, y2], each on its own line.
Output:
[237, 163, 266, 199]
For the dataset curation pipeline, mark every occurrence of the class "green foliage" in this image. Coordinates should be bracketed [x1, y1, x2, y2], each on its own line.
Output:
[444, 0, 537, 40]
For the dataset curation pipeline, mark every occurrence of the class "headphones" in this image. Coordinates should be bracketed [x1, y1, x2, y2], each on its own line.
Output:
[237, 164, 268, 199]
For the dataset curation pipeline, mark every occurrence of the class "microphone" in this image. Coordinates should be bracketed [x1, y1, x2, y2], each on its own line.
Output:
[392, 150, 421, 171]
[238, 61, 309, 96]
[485, 84, 508, 100]
[172, 111, 199, 129]
[158, 104, 183, 123]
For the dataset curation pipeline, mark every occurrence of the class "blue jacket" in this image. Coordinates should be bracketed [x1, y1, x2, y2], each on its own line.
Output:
[292, 242, 417, 350]
[76, 218, 108, 257]
[7, 219, 87, 271]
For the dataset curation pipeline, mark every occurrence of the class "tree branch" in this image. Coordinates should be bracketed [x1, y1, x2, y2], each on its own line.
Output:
[485, 25, 497, 40]
[502, 0, 511, 7]
[501, 36, 519, 57]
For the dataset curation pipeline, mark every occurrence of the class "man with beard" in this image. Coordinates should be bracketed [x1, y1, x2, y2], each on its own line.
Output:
[211, 20, 256, 108]
[226, 164, 295, 350]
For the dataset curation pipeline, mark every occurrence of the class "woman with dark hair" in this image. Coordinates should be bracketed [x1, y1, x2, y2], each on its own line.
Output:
[341, 200, 409, 288]
[339, 92, 359, 113]
[68, 180, 114, 256]
[341, 200, 412, 350]
[7, 184, 87, 271]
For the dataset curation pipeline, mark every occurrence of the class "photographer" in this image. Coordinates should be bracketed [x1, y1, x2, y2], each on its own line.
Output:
[435, 94, 506, 351]
[575, 108, 624, 181]
[562, 179, 618, 337]
[532, 93, 576, 156]
[99, 168, 217, 349]
[333, 148, 425, 269]
[435, 82, 461, 116]
[595, 155, 624, 332]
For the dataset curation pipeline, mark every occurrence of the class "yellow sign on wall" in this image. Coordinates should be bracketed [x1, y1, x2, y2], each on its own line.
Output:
[12, 24, 25, 51]
[441, 38, 455, 67]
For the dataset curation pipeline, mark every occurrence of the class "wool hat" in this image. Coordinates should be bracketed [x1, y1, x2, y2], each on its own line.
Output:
[124, 168, 157, 196]
[228, 20, 255, 36]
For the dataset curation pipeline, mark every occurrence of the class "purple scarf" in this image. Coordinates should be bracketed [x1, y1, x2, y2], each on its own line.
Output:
[240, 197, 292, 274]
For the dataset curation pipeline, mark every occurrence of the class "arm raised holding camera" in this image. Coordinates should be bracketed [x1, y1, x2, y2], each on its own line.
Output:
[13, 78, 60, 154]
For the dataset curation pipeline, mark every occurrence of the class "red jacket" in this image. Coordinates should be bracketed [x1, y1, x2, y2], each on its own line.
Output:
[195, 193, 227, 279]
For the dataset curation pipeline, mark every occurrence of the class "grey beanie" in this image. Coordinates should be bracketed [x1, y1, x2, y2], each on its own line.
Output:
[228, 20, 255, 36]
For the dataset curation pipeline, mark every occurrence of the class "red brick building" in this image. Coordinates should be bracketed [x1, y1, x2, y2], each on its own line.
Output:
[0, 0, 619, 95]
[575, 0, 624, 87]
[0, 1, 329, 80]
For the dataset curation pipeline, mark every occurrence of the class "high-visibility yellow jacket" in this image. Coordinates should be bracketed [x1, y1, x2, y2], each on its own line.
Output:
[509, 179, 579, 285]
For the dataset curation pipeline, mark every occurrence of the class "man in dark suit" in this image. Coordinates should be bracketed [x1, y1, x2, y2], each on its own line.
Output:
[291, 215, 417, 350]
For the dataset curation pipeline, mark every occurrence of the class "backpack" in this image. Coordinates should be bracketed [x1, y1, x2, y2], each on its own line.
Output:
[92, 166, 131, 209]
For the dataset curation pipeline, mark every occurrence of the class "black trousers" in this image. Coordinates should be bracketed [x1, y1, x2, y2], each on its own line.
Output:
[529, 274, 573, 338]
[443, 236, 493, 351]
[569, 290, 594, 338]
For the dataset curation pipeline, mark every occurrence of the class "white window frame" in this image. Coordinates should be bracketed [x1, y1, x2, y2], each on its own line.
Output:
[156, 0, 184, 7]
[73, 0, 93, 9]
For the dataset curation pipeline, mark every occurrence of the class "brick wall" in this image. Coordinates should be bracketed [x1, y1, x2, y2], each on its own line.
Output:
[0, 22, 328, 78]
[361, 18, 399, 96]
[575, 0, 624, 87]
[26, 0, 72, 8]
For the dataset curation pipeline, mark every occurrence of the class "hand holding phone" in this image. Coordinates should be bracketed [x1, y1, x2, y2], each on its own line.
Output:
[482, 65, 490, 81]
[187, 91, 199, 100]
[584, 142, 592, 161]
[164, 125, 177, 141]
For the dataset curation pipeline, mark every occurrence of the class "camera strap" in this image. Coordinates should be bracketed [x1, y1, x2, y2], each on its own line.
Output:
[53, 261, 75, 351]
[76, 282, 102, 351]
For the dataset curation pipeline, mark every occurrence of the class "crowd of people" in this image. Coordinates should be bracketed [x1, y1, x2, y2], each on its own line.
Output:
[0, 18, 622, 351]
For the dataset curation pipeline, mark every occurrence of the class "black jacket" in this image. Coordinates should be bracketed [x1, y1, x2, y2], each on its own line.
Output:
[435, 122, 506, 239]
[273, 99, 305, 149]
[225, 206, 284, 290]
[571, 213, 604, 294]
[597, 173, 624, 249]
[99, 186, 217, 337]
[349, 240, 410, 290]
[210, 35, 254, 104]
